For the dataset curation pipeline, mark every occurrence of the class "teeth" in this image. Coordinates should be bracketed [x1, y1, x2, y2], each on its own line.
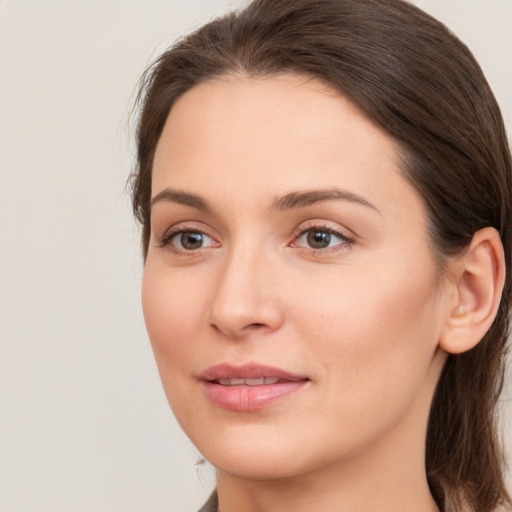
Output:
[216, 377, 281, 386]
[218, 378, 244, 386]
[245, 377, 264, 386]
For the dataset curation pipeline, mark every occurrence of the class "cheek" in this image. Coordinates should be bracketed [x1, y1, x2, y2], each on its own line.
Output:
[289, 261, 442, 389]
[141, 265, 207, 379]
[141, 263, 217, 426]
[276, 265, 443, 461]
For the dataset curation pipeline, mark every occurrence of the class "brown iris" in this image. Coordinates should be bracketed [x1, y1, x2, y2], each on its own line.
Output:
[180, 231, 204, 250]
[307, 230, 331, 249]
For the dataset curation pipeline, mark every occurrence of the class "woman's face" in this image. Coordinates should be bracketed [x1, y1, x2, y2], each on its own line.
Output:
[143, 74, 452, 480]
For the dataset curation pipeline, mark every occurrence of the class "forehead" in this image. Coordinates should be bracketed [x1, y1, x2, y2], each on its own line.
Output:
[151, 73, 421, 221]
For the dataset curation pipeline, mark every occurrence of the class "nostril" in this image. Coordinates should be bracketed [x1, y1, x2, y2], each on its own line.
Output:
[210, 320, 272, 340]
[208, 293, 284, 338]
[246, 323, 266, 329]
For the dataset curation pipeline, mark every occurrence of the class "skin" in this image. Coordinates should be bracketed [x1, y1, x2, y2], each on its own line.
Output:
[142, 74, 457, 512]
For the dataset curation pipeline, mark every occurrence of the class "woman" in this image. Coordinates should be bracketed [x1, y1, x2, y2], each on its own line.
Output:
[130, 0, 511, 511]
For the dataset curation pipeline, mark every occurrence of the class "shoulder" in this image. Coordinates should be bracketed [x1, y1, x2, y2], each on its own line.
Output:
[197, 490, 218, 512]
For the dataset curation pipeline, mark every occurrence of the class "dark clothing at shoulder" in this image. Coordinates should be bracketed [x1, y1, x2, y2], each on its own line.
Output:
[198, 490, 218, 512]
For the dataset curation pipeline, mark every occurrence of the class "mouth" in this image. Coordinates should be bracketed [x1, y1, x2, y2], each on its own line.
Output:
[214, 377, 284, 386]
[200, 363, 310, 412]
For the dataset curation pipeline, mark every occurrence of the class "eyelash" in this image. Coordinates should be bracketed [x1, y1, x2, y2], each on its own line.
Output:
[158, 224, 355, 254]
[159, 227, 218, 252]
[291, 224, 355, 253]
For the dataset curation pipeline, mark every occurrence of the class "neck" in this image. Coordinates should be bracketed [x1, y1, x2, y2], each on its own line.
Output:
[216, 448, 439, 512]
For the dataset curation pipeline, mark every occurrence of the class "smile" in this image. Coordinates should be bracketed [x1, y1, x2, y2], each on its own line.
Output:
[200, 363, 310, 411]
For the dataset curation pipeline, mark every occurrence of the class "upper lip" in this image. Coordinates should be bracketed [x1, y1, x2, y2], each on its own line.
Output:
[200, 363, 308, 382]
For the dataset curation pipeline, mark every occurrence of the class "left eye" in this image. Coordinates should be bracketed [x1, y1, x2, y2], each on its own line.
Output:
[294, 228, 348, 250]
[171, 231, 215, 251]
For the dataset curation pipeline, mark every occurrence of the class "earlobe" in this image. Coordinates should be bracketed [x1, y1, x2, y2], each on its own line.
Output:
[439, 227, 505, 355]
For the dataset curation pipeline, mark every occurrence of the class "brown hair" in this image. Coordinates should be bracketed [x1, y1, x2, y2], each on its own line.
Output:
[130, 1, 512, 510]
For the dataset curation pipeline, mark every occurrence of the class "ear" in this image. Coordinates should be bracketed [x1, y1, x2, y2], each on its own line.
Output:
[439, 227, 506, 355]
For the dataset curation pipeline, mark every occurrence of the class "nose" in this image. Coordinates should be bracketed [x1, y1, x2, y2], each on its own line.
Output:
[208, 244, 284, 340]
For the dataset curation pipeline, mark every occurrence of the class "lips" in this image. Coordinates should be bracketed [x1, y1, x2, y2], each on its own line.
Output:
[200, 363, 309, 412]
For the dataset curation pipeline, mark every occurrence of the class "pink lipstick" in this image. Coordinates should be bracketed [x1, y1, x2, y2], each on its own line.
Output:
[200, 363, 309, 412]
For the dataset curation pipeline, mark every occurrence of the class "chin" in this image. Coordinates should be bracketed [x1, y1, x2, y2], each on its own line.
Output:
[212, 453, 308, 482]
[190, 427, 341, 483]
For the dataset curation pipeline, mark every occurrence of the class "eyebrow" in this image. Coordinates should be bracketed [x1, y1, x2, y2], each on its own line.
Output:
[271, 189, 380, 213]
[151, 188, 211, 211]
[150, 187, 379, 214]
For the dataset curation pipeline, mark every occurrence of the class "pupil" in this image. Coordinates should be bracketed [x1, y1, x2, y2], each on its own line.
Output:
[181, 232, 203, 250]
[307, 230, 331, 249]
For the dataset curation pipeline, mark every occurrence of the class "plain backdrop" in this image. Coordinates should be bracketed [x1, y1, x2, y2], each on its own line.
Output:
[0, 1, 510, 511]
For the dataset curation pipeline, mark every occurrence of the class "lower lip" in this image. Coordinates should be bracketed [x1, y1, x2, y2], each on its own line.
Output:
[202, 380, 308, 412]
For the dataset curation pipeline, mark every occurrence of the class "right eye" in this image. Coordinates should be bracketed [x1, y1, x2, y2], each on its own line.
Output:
[164, 230, 217, 251]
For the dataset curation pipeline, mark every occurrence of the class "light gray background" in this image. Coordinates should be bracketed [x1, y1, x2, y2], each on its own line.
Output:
[0, 1, 510, 511]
